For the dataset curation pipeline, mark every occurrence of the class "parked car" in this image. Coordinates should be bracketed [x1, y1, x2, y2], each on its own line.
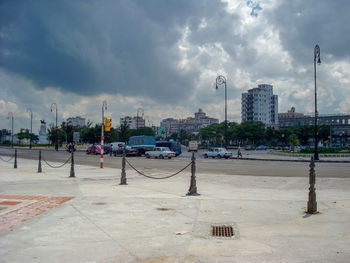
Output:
[256, 145, 267, 150]
[104, 144, 111, 154]
[86, 144, 101, 155]
[245, 145, 255, 150]
[145, 147, 176, 159]
[110, 142, 126, 155]
[203, 148, 232, 159]
[113, 145, 138, 157]
[156, 141, 182, 156]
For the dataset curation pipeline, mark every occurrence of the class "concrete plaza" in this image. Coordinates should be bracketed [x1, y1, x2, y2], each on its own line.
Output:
[0, 157, 350, 263]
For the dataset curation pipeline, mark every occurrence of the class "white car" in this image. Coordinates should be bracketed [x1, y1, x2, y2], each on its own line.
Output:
[145, 147, 176, 159]
[203, 148, 232, 159]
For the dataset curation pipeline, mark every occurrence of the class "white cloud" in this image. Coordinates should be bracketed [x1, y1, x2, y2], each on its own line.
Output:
[1, 0, 350, 133]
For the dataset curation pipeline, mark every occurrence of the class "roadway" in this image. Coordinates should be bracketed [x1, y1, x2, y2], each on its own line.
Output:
[1, 147, 349, 178]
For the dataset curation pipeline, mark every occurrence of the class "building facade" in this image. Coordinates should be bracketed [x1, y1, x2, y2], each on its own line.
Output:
[160, 109, 219, 136]
[66, 116, 85, 127]
[120, 116, 145, 129]
[241, 84, 278, 126]
[278, 108, 350, 146]
[160, 118, 179, 137]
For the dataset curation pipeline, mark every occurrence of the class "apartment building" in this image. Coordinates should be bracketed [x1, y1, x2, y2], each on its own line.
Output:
[241, 84, 278, 126]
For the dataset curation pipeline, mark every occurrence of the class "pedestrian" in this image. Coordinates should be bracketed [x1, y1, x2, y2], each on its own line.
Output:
[237, 146, 242, 158]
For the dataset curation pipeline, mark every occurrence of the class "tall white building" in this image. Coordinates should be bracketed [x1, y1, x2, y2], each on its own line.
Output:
[241, 84, 278, 126]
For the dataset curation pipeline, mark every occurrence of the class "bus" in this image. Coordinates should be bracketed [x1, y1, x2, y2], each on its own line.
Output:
[128, 135, 156, 156]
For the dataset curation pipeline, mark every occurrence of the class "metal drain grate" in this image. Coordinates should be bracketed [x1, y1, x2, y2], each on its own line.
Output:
[212, 225, 234, 237]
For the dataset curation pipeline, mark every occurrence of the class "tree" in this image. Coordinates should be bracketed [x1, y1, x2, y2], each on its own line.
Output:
[17, 128, 30, 140]
[239, 121, 265, 145]
[128, 127, 155, 137]
[80, 124, 101, 144]
[295, 125, 313, 146]
[119, 121, 129, 143]
[289, 134, 299, 152]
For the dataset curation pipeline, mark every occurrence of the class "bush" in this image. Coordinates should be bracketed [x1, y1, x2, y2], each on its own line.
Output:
[299, 147, 349, 154]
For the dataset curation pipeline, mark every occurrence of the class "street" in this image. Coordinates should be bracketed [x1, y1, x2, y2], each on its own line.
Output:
[0, 147, 349, 178]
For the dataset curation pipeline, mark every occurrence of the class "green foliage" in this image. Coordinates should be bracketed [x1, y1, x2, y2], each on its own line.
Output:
[299, 147, 349, 154]
[128, 127, 155, 137]
[198, 121, 335, 148]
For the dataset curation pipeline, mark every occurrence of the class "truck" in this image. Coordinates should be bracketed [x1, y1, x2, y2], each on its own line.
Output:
[188, 141, 199, 152]
[128, 135, 156, 156]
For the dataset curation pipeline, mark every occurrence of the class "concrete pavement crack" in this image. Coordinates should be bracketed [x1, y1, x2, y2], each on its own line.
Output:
[69, 203, 141, 261]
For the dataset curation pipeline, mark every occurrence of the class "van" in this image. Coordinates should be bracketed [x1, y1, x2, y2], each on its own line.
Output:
[156, 141, 182, 156]
[188, 141, 198, 152]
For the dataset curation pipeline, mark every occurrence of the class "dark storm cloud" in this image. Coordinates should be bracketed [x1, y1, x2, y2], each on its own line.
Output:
[266, 0, 350, 64]
[0, 0, 232, 103]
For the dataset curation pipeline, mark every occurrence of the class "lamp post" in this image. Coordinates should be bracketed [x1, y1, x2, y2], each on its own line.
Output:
[101, 100, 107, 168]
[314, 44, 321, 160]
[50, 103, 58, 151]
[7, 112, 14, 148]
[26, 108, 33, 149]
[215, 75, 228, 148]
[329, 120, 332, 147]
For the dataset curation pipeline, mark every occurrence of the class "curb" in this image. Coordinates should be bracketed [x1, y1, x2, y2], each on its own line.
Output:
[233, 157, 350, 163]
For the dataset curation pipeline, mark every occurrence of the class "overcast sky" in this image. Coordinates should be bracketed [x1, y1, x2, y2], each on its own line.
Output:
[1, 0, 350, 134]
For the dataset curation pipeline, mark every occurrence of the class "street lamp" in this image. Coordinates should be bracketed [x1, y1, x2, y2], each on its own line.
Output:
[50, 103, 58, 151]
[314, 44, 321, 160]
[26, 108, 33, 149]
[215, 75, 228, 148]
[7, 112, 14, 148]
[329, 120, 333, 147]
[100, 100, 107, 168]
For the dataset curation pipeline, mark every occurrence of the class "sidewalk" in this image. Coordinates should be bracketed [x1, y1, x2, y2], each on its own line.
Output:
[1, 158, 350, 263]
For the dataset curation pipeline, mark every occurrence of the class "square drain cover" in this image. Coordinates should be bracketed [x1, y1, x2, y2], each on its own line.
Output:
[212, 225, 234, 237]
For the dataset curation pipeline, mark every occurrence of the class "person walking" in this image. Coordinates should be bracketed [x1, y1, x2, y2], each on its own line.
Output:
[237, 146, 242, 158]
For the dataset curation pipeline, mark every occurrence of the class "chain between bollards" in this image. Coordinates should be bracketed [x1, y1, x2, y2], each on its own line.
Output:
[69, 151, 75, 177]
[14, 149, 17, 169]
[120, 148, 127, 185]
[307, 156, 317, 214]
[38, 150, 42, 173]
[187, 151, 199, 196]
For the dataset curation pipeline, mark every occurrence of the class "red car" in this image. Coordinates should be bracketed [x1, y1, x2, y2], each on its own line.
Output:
[86, 144, 101, 155]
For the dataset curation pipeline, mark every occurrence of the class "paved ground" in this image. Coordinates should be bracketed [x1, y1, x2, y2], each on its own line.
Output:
[0, 157, 350, 263]
[1, 147, 350, 179]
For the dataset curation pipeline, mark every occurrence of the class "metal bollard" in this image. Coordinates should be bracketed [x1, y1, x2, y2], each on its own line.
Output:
[38, 150, 42, 173]
[187, 151, 199, 196]
[14, 149, 17, 169]
[307, 157, 317, 214]
[69, 151, 75, 177]
[120, 149, 127, 185]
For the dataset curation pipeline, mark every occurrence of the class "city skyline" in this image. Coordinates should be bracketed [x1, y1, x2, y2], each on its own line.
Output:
[1, 0, 350, 133]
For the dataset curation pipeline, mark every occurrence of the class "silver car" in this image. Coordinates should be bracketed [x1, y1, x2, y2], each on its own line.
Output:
[203, 148, 232, 159]
[145, 147, 176, 159]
